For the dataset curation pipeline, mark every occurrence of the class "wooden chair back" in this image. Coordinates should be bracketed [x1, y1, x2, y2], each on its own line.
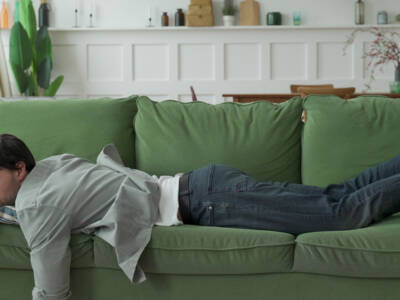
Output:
[290, 84, 334, 93]
[297, 87, 356, 99]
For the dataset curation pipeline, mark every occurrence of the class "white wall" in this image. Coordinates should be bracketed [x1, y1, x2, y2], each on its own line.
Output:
[8, 0, 400, 28]
[2, 0, 400, 102]
[3, 25, 400, 102]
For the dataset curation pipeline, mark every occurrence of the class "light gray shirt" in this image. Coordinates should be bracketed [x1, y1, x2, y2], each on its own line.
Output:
[15, 144, 161, 300]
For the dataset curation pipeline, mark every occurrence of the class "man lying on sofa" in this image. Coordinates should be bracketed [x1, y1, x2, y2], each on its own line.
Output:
[1, 133, 400, 300]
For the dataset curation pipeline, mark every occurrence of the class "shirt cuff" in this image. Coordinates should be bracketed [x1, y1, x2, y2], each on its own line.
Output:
[33, 287, 72, 300]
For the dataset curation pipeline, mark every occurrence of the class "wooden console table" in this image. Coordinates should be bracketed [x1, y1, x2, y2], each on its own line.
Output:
[223, 93, 400, 103]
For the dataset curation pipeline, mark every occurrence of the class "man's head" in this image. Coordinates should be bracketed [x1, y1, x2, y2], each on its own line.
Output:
[0, 134, 35, 206]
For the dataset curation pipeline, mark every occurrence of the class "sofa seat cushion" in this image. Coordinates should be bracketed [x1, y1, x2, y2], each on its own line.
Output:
[94, 225, 295, 275]
[134, 96, 303, 183]
[293, 212, 400, 278]
[0, 224, 94, 269]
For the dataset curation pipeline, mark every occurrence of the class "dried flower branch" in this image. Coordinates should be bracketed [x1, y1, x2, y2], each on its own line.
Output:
[343, 27, 400, 92]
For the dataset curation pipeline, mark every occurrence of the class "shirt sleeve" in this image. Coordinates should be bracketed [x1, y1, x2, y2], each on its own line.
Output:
[17, 206, 73, 300]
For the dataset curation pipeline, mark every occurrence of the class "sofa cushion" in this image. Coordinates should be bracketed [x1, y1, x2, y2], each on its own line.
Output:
[94, 225, 295, 275]
[0, 224, 94, 269]
[293, 212, 400, 278]
[0, 96, 138, 168]
[302, 95, 400, 187]
[134, 96, 303, 183]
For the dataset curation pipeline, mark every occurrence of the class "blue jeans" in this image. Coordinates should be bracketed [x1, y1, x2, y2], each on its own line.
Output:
[179, 153, 400, 235]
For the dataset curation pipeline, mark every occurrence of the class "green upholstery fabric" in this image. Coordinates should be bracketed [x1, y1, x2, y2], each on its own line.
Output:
[0, 96, 138, 168]
[302, 95, 400, 187]
[0, 225, 94, 269]
[95, 225, 295, 274]
[134, 96, 303, 183]
[3, 95, 400, 299]
[0, 224, 294, 275]
[294, 212, 400, 278]
[2, 270, 400, 300]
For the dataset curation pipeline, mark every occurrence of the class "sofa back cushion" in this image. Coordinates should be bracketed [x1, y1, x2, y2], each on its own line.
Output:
[0, 96, 138, 167]
[302, 95, 400, 187]
[134, 96, 303, 182]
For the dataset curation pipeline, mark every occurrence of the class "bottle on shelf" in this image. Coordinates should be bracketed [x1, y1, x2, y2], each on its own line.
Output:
[0, 0, 9, 29]
[14, 0, 19, 23]
[175, 8, 185, 26]
[38, 0, 50, 28]
[355, 0, 365, 25]
[162, 12, 169, 27]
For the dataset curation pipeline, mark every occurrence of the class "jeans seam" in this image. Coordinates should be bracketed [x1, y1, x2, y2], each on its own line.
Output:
[207, 164, 216, 194]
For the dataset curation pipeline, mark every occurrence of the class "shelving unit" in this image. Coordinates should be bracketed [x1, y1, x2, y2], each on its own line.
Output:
[42, 24, 400, 31]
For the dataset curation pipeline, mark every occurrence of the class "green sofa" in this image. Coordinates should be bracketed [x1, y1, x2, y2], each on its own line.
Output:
[1, 94, 400, 300]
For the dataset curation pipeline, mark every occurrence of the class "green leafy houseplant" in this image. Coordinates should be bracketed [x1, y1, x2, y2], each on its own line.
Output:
[9, 0, 64, 97]
[223, 0, 236, 16]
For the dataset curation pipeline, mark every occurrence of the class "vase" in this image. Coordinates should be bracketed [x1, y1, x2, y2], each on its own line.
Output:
[390, 81, 400, 94]
[223, 15, 235, 26]
[390, 64, 400, 94]
[355, 0, 365, 25]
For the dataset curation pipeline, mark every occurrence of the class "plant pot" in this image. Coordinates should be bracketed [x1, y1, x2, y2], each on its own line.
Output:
[395, 63, 400, 82]
[223, 15, 235, 26]
[389, 81, 400, 94]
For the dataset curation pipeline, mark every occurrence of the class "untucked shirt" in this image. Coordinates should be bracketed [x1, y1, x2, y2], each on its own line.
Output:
[15, 144, 161, 300]
[152, 173, 184, 227]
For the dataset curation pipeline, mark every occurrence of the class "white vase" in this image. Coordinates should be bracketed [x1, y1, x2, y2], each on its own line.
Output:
[223, 15, 235, 26]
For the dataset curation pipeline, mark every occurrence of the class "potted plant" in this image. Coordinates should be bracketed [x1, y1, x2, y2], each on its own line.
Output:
[9, 0, 64, 97]
[222, 0, 236, 26]
[343, 26, 400, 93]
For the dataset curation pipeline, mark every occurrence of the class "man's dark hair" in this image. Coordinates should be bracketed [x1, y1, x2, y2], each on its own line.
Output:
[0, 134, 36, 172]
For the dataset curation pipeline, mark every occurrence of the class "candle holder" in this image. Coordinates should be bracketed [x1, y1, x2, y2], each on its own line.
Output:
[73, 0, 80, 28]
[88, 0, 96, 27]
[73, 9, 79, 27]
[146, 16, 154, 27]
[293, 11, 301, 25]
[146, 6, 154, 27]
[89, 13, 94, 27]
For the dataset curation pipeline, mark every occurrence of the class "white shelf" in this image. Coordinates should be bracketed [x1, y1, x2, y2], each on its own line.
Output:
[1, 24, 399, 33]
[42, 24, 400, 32]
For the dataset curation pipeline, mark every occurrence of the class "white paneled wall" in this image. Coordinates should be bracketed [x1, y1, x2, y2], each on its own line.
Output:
[2, 25, 400, 103]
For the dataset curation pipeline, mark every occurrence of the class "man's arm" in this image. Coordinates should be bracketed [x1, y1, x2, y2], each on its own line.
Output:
[18, 206, 72, 300]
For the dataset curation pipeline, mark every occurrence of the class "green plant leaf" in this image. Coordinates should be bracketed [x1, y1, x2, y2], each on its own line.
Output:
[37, 57, 51, 89]
[9, 22, 32, 70]
[45, 75, 64, 97]
[9, 63, 29, 94]
[19, 0, 37, 46]
[36, 26, 53, 68]
[9, 22, 33, 94]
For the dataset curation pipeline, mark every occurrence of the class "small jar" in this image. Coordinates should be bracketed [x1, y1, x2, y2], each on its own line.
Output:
[175, 8, 185, 26]
[377, 11, 388, 24]
[267, 12, 282, 25]
[161, 12, 169, 26]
